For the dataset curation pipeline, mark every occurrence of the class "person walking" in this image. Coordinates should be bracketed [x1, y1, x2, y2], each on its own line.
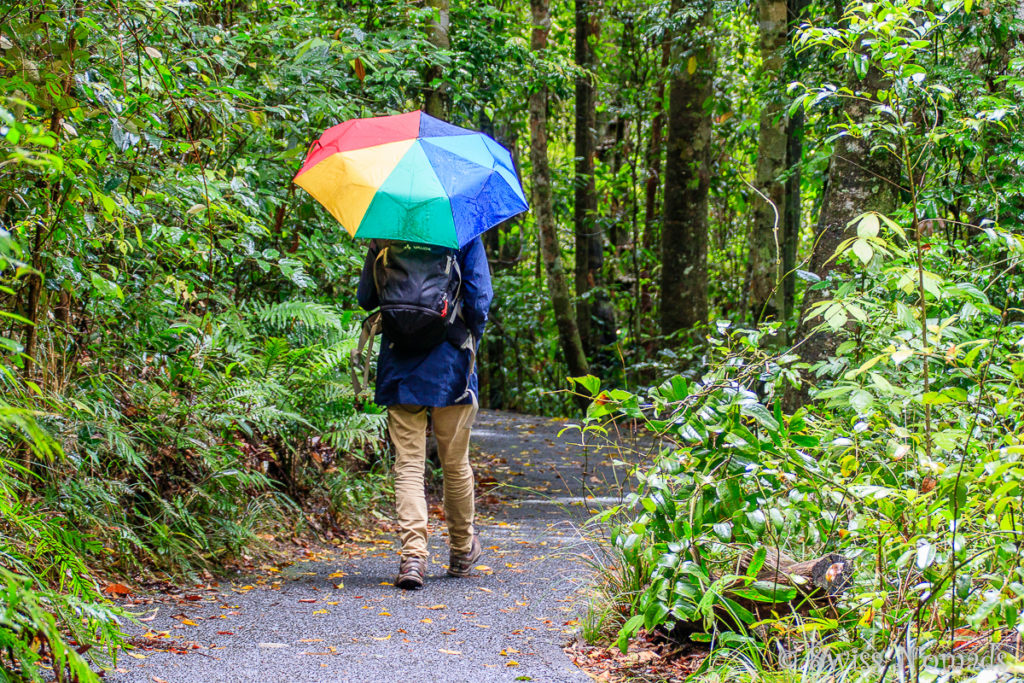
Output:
[357, 236, 492, 590]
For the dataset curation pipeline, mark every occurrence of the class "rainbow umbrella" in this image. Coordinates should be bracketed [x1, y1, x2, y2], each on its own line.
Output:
[293, 111, 528, 248]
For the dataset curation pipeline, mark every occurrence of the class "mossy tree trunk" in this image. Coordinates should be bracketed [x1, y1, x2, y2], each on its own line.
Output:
[660, 0, 714, 338]
[785, 66, 900, 409]
[423, 0, 450, 119]
[745, 0, 789, 324]
[574, 0, 615, 357]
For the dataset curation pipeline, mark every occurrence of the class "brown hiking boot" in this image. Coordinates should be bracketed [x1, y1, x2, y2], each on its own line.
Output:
[396, 556, 426, 590]
[447, 534, 482, 578]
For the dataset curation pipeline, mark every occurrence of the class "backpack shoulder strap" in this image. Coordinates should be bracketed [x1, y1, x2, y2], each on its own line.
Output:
[371, 245, 390, 295]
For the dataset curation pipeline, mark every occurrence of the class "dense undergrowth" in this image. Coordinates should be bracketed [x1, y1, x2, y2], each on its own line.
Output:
[0, 1, 408, 679]
[582, 1, 1024, 680]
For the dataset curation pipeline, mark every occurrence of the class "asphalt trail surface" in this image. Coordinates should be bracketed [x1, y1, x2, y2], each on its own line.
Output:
[110, 410, 644, 683]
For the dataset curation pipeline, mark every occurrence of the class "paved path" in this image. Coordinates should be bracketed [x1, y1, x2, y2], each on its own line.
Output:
[110, 410, 642, 683]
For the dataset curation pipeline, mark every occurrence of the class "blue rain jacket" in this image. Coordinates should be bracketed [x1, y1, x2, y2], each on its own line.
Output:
[357, 237, 492, 407]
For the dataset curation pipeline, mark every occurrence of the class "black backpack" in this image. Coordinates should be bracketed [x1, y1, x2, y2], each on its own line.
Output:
[372, 241, 462, 353]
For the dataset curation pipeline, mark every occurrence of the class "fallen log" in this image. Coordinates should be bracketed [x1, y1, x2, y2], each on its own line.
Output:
[734, 547, 853, 620]
[668, 546, 853, 641]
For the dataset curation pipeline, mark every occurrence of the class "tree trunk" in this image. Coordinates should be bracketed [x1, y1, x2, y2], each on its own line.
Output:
[778, 106, 803, 327]
[785, 65, 900, 410]
[660, 0, 713, 337]
[745, 0, 789, 324]
[776, 0, 812, 331]
[423, 0, 450, 118]
[574, 0, 614, 356]
[530, 0, 589, 381]
[640, 38, 671, 330]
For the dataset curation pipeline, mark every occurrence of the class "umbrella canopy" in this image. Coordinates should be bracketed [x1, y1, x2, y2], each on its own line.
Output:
[293, 111, 528, 248]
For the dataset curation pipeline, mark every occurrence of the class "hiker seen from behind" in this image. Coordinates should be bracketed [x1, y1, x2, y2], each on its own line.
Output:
[356, 237, 492, 590]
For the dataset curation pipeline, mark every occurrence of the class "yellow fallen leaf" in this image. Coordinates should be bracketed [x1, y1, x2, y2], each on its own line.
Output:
[312, 609, 328, 616]
[181, 619, 198, 626]
[372, 634, 392, 641]
[418, 604, 446, 610]
[378, 611, 391, 616]
[475, 566, 492, 572]
[475, 624, 491, 629]
[506, 660, 520, 667]
[327, 601, 339, 605]
[328, 572, 345, 579]
[421, 618, 432, 624]
[438, 649, 462, 655]
[126, 652, 146, 660]
[299, 639, 324, 643]
[380, 581, 393, 586]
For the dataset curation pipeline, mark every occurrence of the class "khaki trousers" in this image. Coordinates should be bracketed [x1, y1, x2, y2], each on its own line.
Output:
[388, 403, 477, 558]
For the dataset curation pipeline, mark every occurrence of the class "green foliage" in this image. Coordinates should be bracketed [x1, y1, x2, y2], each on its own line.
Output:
[585, 2, 1024, 674]
[0, 1, 413, 675]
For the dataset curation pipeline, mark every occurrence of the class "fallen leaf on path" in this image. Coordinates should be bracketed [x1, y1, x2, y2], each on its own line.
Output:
[298, 599, 317, 603]
[125, 653, 146, 660]
[378, 611, 391, 616]
[420, 618, 432, 624]
[299, 639, 324, 643]
[104, 583, 132, 597]
[372, 634, 392, 640]
[152, 677, 169, 683]
[475, 565, 493, 572]
[216, 631, 234, 635]
[438, 649, 462, 655]
[506, 660, 520, 667]
[312, 609, 328, 615]
[417, 604, 446, 610]
[180, 619, 198, 626]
